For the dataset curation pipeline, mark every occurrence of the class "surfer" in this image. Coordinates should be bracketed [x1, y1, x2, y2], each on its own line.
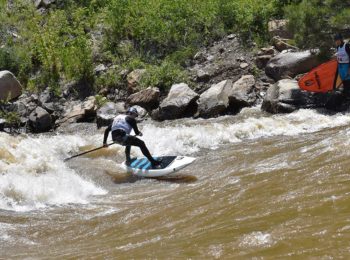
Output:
[103, 107, 161, 168]
[335, 33, 350, 94]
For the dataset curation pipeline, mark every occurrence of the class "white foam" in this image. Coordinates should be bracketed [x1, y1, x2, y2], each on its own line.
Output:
[0, 133, 106, 211]
[138, 109, 350, 156]
[239, 231, 273, 248]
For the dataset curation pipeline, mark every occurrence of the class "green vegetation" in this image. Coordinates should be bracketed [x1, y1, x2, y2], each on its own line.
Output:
[286, 0, 350, 58]
[0, 0, 324, 97]
[0, 109, 21, 127]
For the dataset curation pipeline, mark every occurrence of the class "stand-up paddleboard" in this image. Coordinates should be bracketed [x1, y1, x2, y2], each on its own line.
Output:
[121, 156, 196, 177]
[298, 59, 343, 92]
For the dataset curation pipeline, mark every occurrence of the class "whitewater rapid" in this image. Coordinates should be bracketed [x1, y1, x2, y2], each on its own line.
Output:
[2, 107, 350, 211]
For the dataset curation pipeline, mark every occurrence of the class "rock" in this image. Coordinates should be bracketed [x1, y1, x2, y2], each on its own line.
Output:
[96, 102, 125, 128]
[126, 87, 160, 111]
[240, 63, 249, 69]
[62, 80, 94, 100]
[272, 36, 298, 52]
[194, 52, 206, 63]
[259, 47, 275, 56]
[35, 0, 55, 8]
[29, 106, 52, 132]
[0, 118, 5, 131]
[197, 69, 211, 82]
[227, 34, 237, 40]
[188, 36, 254, 88]
[39, 88, 52, 104]
[261, 79, 319, 113]
[0, 71, 22, 101]
[255, 55, 273, 69]
[127, 69, 146, 93]
[268, 19, 293, 39]
[11, 93, 40, 118]
[94, 64, 107, 75]
[197, 80, 233, 118]
[132, 105, 147, 118]
[152, 83, 199, 120]
[265, 51, 322, 81]
[229, 75, 256, 112]
[58, 96, 97, 125]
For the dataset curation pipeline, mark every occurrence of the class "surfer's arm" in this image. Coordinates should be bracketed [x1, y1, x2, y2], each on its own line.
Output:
[103, 125, 111, 145]
[126, 117, 140, 136]
[346, 44, 350, 68]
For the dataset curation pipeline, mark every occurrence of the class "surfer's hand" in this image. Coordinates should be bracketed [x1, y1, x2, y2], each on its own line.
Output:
[138, 132, 143, 137]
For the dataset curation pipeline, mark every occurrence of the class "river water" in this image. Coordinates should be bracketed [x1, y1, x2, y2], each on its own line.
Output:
[1, 107, 350, 259]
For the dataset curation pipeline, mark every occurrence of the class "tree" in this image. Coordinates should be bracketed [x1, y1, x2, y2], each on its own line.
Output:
[286, 0, 350, 58]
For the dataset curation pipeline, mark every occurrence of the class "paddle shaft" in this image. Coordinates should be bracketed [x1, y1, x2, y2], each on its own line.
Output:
[64, 143, 114, 162]
[63, 134, 139, 162]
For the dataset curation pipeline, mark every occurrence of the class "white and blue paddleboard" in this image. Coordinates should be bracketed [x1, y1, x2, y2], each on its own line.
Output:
[121, 156, 195, 177]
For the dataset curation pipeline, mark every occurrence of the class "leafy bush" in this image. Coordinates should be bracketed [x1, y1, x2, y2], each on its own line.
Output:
[0, 0, 304, 98]
[286, 0, 350, 57]
[140, 60, 188, 91]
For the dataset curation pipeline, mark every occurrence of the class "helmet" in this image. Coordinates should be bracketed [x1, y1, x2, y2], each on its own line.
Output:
[127, 107, 139, 117]
[334, 33, 343, 41]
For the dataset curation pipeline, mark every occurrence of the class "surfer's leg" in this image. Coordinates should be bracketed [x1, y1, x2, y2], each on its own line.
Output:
[125, 145, 131, 165]
[125, 136, 160, 166]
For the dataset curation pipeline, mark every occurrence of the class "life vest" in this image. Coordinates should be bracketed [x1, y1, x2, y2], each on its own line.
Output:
[111, 115, 132, 134]
[337, 43, 350, 64]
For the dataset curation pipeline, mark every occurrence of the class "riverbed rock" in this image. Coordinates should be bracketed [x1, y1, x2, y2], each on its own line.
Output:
[58, 96, 97, 125]
[126, 87, 160, 111]
[197, 80, 232, 118]
[29, 106, 52, 132]
[229, 75, 256, 112]
[0, 71, 22, 101]
[152, 83, 199, 120]
[265, 51, 321, 81]
[96, 101, 125, 128]
[261, 79, 316, 113]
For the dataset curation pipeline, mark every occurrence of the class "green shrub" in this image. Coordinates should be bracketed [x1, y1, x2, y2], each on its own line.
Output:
[286, 0, 350, 58]
[95, 69, 123, 91]
[140, 60, 188, 91]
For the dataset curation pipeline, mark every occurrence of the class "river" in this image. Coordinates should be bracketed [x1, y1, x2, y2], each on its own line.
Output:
[1, 107, 350, 259]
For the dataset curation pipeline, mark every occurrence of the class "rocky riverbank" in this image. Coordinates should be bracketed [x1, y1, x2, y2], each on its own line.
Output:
[0, 20, 348, 134]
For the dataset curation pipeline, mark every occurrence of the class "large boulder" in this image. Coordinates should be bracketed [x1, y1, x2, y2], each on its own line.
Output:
[29, 106, 52, 132]
[229, 75, 256, 112]
[0, 71, 22, 101]
[265, 51, 321, 81]
[96, 102, 125, 128]
[152, 83, 199, 120]
[261, 79, 322, 113]
[58, 96, 97, 125]
[197, 80, 232, 118]
[126, 87, 160, 111]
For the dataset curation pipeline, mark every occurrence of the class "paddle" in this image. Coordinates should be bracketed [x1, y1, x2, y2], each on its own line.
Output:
[64, 142, 114, 162]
